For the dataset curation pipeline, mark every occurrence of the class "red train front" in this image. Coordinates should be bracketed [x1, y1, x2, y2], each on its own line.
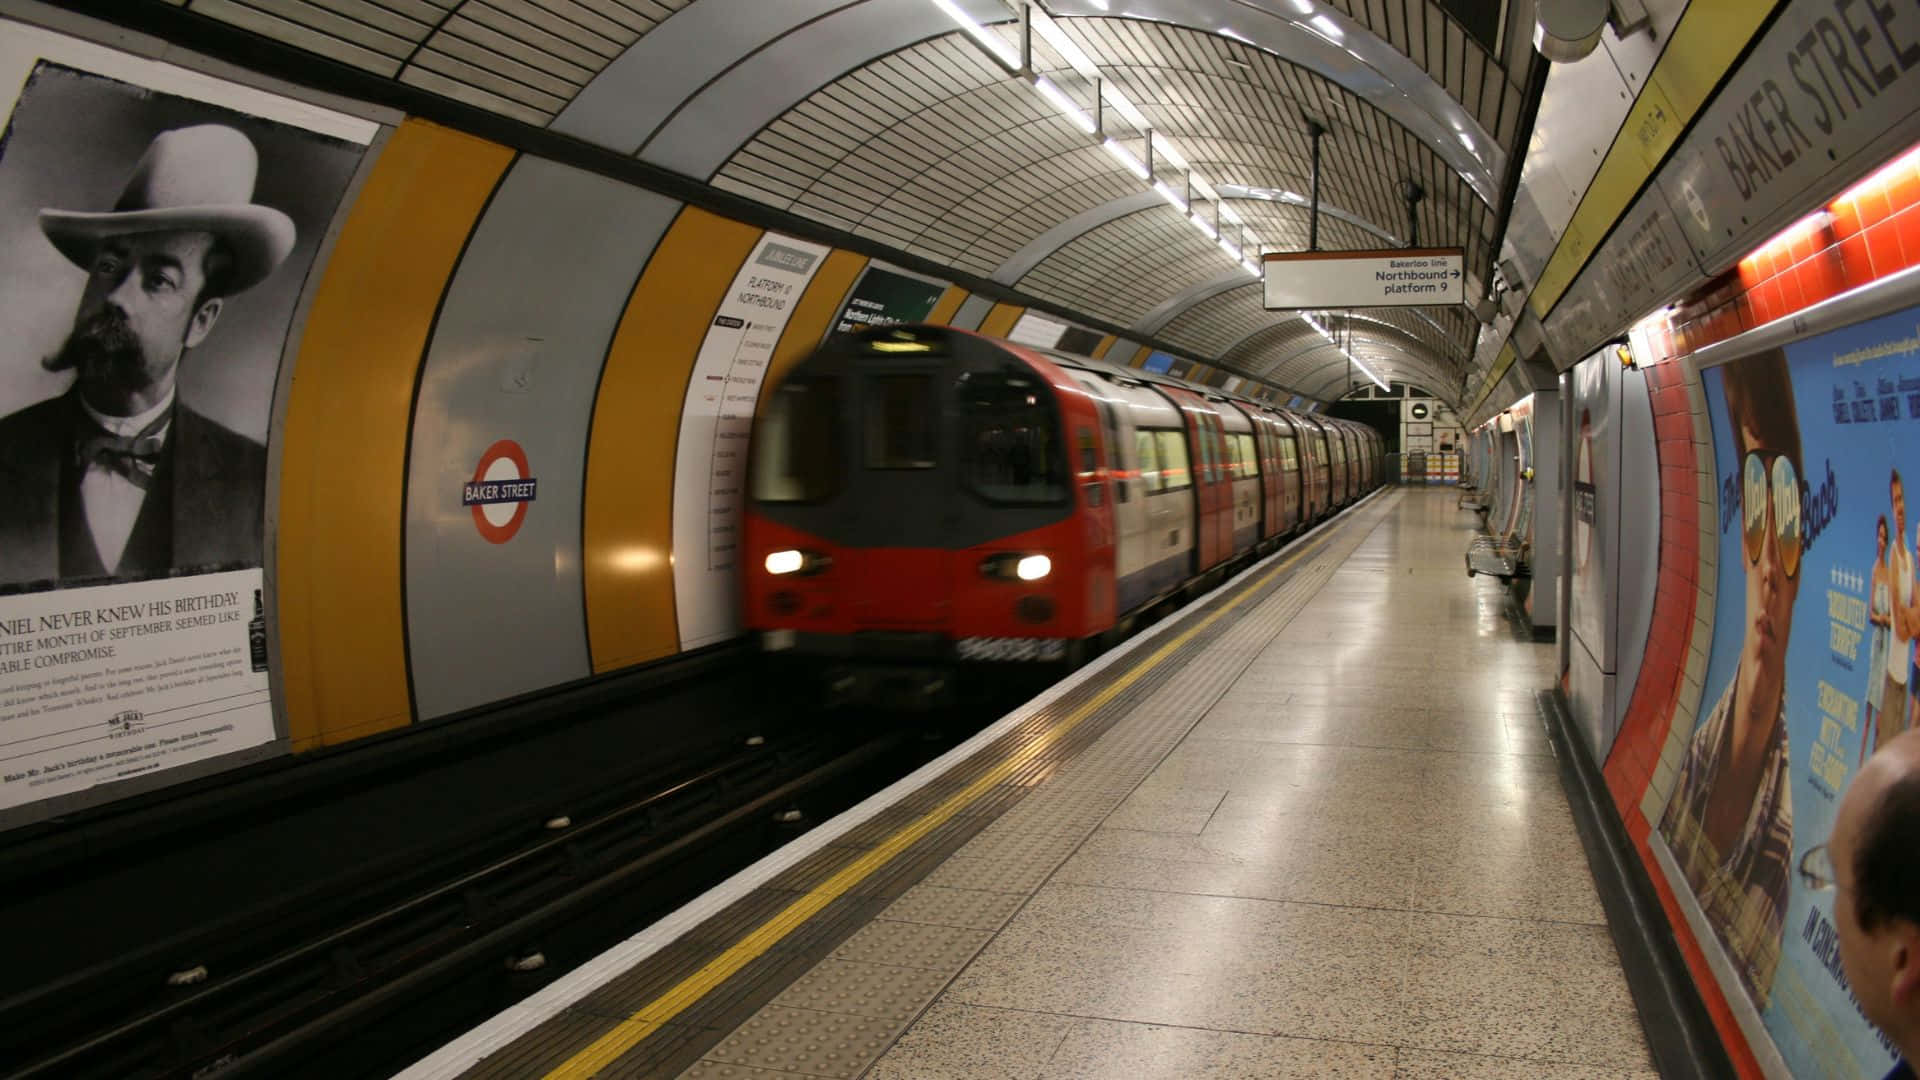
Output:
[744, 325, 1112, 704]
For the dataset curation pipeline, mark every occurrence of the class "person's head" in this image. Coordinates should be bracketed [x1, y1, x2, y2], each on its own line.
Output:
[1831, 729, 1920, 1060]
[46, 230, 232, 412]
[1880, 515, 1891, 559]
[36, 124, 294, 416]
[1725, 350, 1802, 711]
[1896, 470, 1908, 536]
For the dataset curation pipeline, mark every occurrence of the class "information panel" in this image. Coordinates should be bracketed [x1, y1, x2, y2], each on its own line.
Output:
[672, 233, 829, 650]
[824, 263, 945, 343]
[1661, 305, 1920, 1079]
[1263, 247, 1465, 309]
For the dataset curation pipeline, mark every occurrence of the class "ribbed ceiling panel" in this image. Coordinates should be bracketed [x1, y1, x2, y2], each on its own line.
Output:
[183, 0, 688, 123]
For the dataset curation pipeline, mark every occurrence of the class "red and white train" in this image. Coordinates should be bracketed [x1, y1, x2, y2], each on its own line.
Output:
[744, 324, 1383, 703]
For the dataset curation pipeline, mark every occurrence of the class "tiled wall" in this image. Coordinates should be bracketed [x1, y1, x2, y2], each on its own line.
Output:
[1671, 144, 1920, 355]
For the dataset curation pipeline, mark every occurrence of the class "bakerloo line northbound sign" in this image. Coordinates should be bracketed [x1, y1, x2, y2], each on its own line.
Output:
[1262, 247, 1467, 309]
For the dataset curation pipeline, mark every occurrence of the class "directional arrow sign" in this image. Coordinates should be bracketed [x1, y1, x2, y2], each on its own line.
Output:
[1262, 247, 1466, 309]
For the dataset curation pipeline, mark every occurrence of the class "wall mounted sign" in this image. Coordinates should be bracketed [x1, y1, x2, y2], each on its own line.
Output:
[464, 439, 537, 544]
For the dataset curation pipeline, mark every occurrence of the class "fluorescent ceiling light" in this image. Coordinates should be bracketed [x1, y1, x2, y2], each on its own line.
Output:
[1101, 84, 1150, 130]
[1102, 138, 1149, 179]
[1349, 354, 1390, 391]
[1241, 258, 1262, 276]
[1218, 236, 1242, 259]
[1156, 140, 1190, 171]
[1153, 180, 1188, 211]
[1031, 9, 1100, 80]
[1033, 76, 1096, 134]
[1219, 203, 1243, 225]
[1191, 213, 1218, 240]
[930, 0, 1019, 68]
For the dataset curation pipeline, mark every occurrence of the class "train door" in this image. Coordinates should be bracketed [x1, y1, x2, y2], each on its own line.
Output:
[1216, 402, 1260, 556]
[1339, 424, 1360, 502]
[1079, 377, 1141, 625]
[1163, 388, 1226, 572]
[1065, 396, 1118, 636]
[1276, 421, 1302, 531]
[1284, 412, 1323, 521]
[1244, 408, 1281, 542]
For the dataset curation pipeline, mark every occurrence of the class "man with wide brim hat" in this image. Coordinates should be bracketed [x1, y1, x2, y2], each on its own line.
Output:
[0, 123, 294, 590]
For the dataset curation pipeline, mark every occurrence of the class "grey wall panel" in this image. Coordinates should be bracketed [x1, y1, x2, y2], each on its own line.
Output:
[639, 0, 1012, 180]
[950, 293, 995, 331]
[994, 192, 1162, 286]
[1106, 339, 1144, 367]
[1570, 637, 1618, 760]
[1129, 270, 1255, 337]
[1528, 388, 1564, 631]
[404, 157, 679, 720]
[1568, 350, 1622, 674]
[551, 0, 849, 153]
[1615, 365, 1660, 737]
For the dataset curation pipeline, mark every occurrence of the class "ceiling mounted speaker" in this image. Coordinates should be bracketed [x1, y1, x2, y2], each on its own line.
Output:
[1534, 0, 1608, 62]
[1471, 297, 1498, 324]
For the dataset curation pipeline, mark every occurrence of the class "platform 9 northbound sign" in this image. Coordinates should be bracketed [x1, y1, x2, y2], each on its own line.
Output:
[1263, 247, 1466, 309]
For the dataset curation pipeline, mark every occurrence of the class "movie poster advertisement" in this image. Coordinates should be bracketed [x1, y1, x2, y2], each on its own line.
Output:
[1658, 305, 1920, 1078]
[0, 22, 375, 816]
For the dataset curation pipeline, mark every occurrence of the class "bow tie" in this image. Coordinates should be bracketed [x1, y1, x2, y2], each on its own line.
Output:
[77, 432, 166, 488]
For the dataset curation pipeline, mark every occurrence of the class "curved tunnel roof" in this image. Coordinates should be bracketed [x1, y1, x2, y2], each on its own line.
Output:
[172, 0, 1543, 407]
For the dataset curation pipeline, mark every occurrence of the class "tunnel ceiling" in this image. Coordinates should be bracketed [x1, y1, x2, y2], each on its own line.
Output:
[166, 0, 1544, 407]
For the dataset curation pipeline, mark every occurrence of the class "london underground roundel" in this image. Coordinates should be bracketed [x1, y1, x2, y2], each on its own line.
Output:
[463, 439, 538, 544]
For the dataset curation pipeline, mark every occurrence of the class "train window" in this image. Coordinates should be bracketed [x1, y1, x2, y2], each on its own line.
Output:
[1281, 437, 1299, 470]
[958, 371, 1066, 505]
[1134, 430, 1162, 493]
[865, 375, 937, 469]
[752, 377, 841, 503]
[1155, 430, 1191, 491]
[1232, 434, 1258, 479]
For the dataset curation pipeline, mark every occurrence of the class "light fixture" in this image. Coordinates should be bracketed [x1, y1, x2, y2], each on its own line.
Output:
[765, 550, 804, 575]
[1153, 180, 1188, 211]
[1016, 555, 1052, 581]
[929, 0, 1019, 68]
[1033, 76, 1096, 133]
[1103, 138, 1149, 179]
[1030, 8, 1100, 80]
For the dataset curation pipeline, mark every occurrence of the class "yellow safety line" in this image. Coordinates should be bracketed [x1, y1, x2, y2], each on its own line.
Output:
[540, 498, 1386, 1077]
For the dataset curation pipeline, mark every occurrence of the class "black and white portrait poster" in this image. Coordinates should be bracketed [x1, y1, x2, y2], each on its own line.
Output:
[0, 21, 375, 816]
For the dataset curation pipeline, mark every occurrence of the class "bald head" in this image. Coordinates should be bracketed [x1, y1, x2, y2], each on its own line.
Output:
[1832, 729, 1920, 1061]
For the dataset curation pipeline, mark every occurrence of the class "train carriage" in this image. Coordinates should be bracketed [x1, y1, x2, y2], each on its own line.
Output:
[745, 325, 1382, 704]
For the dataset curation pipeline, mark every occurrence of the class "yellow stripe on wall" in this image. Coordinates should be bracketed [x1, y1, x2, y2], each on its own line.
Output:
[583, 208, 763, 674]
[1528, 0, 1782, 318]
[277, 119, 513, 751]
[761, 250, 868, 405]
[977, 302, 1024, 337]
[926, 286, 967, 325]
[1091, 334, 1118, 359]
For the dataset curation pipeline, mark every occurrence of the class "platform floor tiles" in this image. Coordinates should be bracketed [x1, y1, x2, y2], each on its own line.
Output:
[690, 490, 1653, 1080]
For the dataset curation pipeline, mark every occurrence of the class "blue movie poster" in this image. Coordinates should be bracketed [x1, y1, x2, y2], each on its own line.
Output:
[1670, 305, 1920, 1078]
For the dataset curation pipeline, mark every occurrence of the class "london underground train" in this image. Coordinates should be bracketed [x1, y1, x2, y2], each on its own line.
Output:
[743, 324, 1382, 704]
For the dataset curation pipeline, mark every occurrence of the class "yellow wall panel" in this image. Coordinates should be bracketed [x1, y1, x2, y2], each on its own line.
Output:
[1091, 334, 1117, 359]
[761, 250, 868, 405]
[584, 208, 763, 673]
[926, 286, 967, 325]
[977, 302, 1024, 337]
[278, 120, 513, 751]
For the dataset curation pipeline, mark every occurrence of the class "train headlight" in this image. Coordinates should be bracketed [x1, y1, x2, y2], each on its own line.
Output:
[765, 550, 832, 576]
[981, 552, 1052, 582]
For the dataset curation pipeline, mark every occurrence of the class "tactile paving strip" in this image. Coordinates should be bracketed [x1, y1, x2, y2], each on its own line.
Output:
[455, 494, 1397, 1079]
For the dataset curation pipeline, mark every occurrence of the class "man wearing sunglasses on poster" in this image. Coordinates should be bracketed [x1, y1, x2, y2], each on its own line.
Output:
[1661, 349, 1800, 1011]
[1804, 728, 1920, 1080]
